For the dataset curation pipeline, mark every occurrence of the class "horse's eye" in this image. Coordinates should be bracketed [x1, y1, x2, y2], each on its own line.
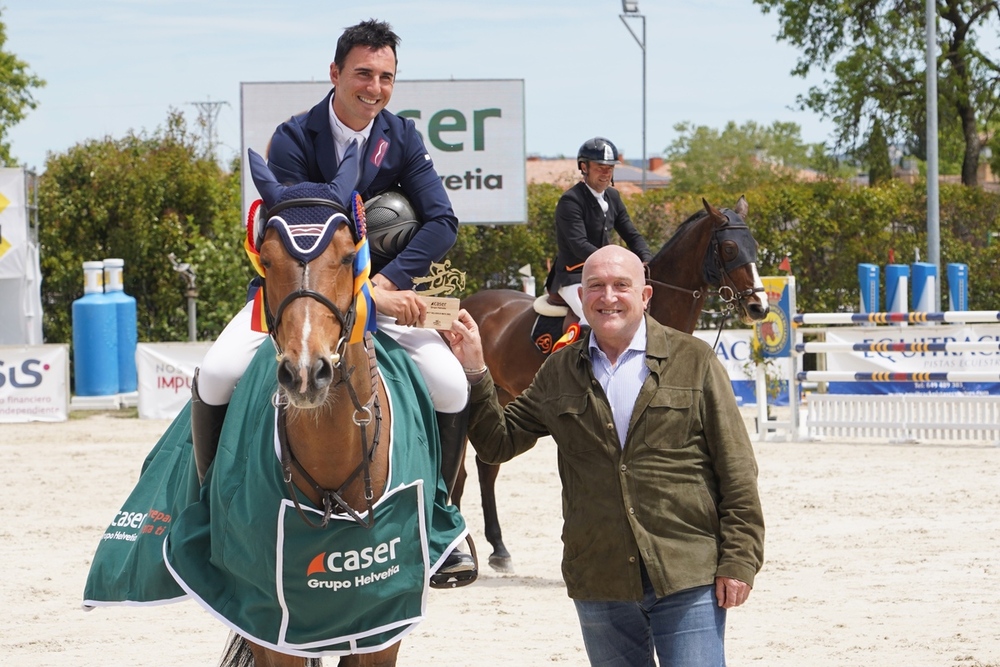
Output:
[342, 251, 356, 267]
[721, 241, 739, 262]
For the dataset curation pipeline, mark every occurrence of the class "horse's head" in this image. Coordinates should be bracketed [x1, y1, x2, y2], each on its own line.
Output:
[248, 149, 373, 409]
[702, 197, 769, 324]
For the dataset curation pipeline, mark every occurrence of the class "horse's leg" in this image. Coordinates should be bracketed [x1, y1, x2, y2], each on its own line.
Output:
[476, 382, 514, 573]
[476, 455, 512, 573]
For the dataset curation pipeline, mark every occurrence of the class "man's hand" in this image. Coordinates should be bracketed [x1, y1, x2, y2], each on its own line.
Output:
[715, 576, 751, 609]
[371, 275, 426, 326]
[443, 309, 487, 378]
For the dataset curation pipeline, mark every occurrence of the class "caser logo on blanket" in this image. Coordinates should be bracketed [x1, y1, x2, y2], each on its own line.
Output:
[306, 537, 402, 575]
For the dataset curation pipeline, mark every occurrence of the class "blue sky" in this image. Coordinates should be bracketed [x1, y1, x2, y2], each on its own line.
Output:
[5, 0, 834, 173]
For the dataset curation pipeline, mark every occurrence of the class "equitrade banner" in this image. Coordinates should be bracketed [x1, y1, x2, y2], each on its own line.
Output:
[0, 345, 69, 422]
[823, 324, 1000, 395]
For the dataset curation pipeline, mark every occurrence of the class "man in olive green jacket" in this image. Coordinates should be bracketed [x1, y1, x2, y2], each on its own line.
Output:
[446, 245, 764, 666]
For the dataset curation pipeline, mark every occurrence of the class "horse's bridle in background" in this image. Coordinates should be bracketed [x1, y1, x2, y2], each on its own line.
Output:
[702, 209, 766, 311]
[260, 196, 383, 530]
[645, 208, 764, 312]
[645, 208, 765, 346]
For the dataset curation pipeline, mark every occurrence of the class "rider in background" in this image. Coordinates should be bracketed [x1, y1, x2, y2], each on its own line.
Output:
[548, 137, 653, 348]
[192, 18, 475, 588]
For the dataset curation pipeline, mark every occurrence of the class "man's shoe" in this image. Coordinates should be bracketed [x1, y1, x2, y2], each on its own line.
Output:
[430, 548, 478, 589]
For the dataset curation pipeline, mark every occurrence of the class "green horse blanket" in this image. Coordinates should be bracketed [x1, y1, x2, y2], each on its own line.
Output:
[83, 333, 468, 658]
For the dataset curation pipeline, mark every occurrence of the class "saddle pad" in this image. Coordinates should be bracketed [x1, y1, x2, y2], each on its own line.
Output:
[83, 332, 467, 658]
[530, 314, 565, 355]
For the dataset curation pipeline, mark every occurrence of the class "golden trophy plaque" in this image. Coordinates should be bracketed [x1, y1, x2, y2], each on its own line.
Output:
[413, 260, 466, 330]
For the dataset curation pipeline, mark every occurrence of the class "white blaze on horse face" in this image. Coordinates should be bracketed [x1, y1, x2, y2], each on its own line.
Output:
[296, 265, 315, 395]
[750, 263, 769, 312]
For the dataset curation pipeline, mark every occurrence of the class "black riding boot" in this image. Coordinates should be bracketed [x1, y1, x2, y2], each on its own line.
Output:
[190, 368, 229, 485]
[430, 404, 478, 589]
[436, 406, 469, 500]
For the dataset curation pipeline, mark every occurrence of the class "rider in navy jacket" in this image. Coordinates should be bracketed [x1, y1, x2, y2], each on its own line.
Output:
[267, 88, 458, 291]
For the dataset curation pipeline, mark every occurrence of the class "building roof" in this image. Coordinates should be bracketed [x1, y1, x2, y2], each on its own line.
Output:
[525, 157, 671, 195]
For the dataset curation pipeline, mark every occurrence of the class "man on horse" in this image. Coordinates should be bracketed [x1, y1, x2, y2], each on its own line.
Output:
[547, 137, 653, 348]
[192, 18, 475, 588]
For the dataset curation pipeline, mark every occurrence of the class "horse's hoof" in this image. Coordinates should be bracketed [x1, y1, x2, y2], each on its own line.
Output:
[488, 554, 514, 573]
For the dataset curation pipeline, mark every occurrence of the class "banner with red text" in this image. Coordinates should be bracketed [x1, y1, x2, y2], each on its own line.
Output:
[136, 343, 212, 420]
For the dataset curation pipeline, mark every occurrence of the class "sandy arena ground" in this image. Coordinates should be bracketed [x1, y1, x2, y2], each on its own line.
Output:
[1, 410, 998, 666]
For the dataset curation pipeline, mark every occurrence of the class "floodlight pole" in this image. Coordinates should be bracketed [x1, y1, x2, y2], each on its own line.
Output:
[925, 0, 941, 309]
[620, 2, 647, 192]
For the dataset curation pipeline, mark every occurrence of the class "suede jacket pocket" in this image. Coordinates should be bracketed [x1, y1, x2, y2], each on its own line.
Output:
[550, 391, 606, 455]
[639, 387, 696, 450]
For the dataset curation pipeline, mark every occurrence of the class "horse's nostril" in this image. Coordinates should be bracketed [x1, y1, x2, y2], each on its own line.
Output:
[314, 357, 333, 390]
[277, 359, 296, 388]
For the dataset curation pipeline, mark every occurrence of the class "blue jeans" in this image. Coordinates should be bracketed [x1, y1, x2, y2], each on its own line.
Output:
[573, 565, 726, 667]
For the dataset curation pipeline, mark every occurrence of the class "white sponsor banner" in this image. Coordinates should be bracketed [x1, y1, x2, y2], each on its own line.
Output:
[240, 79, 526, 225]
[136, 342, 212, 420]
[825, 325, 1000, 373]
[0, 345, 69, 422]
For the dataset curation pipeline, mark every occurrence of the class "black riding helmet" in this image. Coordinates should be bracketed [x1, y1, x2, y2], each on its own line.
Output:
[577, 137, 619, 170]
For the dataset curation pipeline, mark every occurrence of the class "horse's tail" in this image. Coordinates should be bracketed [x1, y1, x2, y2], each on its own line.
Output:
[218, 631, 323, 667]
[218, 633, 255, 667]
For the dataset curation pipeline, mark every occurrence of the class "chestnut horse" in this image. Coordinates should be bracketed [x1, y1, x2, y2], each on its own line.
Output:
[217, 159, 402, 667]
[456, 197, 769, 573]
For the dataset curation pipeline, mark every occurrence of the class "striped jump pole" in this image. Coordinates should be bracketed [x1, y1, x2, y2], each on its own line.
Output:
[797, 371, 1000, 383]
[795, 341, 1000, 354]
[793, 311, 1000, 325]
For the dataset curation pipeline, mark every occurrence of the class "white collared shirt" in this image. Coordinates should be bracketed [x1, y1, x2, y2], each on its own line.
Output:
[328, 99, 374, 164]
[588, 319, 650, 449]
[585, 183, 610, 214]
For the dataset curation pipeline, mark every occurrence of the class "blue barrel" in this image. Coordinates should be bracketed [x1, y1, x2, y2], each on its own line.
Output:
[104, 258, 137, 393]
[72, 261, 119, 396]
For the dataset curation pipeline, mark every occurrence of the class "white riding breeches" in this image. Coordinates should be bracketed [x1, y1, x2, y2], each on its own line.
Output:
[197, 301, 469, 414]
[558, 284, 588, 326]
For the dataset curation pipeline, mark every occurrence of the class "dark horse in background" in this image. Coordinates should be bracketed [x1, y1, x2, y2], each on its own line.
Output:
[456, 197, 769, 573]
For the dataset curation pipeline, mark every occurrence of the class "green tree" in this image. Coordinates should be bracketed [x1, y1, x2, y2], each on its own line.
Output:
[664, 120, 817, 193]
[753, 0, 1000, 186]
[0, 11, 45, 166]
[866, 117, 894, 185]
[38, 111, 251, 345]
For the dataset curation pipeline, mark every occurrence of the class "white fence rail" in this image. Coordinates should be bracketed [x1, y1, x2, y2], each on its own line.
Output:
[805, 393, 1000, 443]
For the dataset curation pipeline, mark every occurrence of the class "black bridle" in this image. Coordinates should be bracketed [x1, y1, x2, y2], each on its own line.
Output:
[260, 196, 382, 530]
[646, 208, 765, 346]
[646, 209, 764, 311]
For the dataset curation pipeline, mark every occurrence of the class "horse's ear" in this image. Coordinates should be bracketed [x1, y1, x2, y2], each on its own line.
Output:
[734, 195, 749, 219]
[702, 198, 722, 219]
[248, 149, 285, 207]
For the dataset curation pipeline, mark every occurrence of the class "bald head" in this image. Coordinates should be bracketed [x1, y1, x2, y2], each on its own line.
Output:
[580, 245, 652, 361]
[582, 245, 646, 285]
